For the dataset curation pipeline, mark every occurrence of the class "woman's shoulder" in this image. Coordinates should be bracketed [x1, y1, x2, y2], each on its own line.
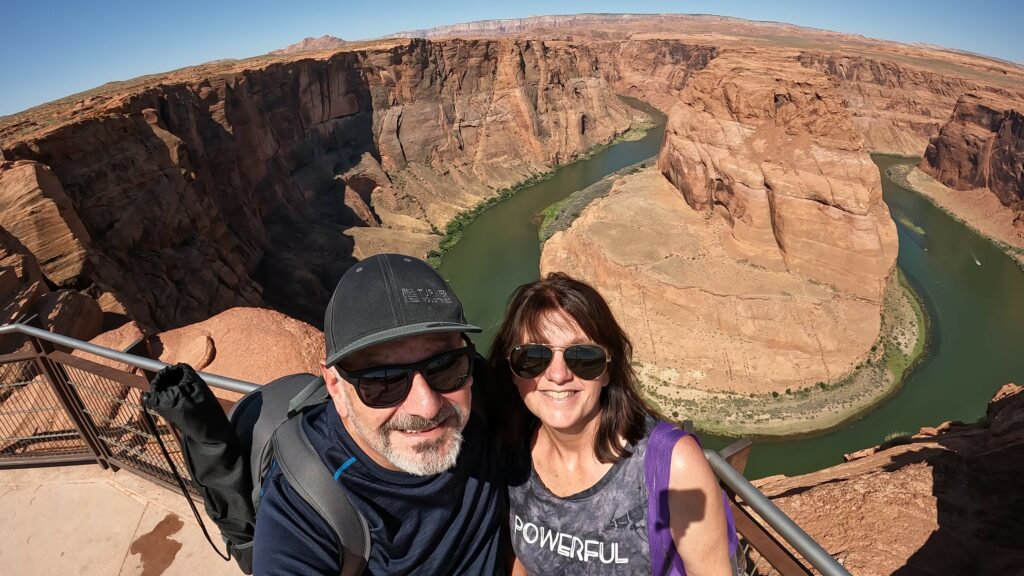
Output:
[642, 418, 710, 472]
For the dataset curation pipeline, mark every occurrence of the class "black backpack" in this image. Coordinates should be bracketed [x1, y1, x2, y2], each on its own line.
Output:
[147, 356, 497, 575]
[145, 365, 368, 576]
[228, 373, 370, 576]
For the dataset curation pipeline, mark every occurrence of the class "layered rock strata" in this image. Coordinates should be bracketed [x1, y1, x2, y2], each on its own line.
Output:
[751, 384, 1024, 575]
[797, 53, 1022, 155]
[658, 48, 898, 302]
[591, 41, 719, 111]
[394, 14, 1024, 153]
[0, 226, 102, 353]
[0, 39, 641, 330]
[544, 48, 898, 395]
[921, 92, 1024, 214]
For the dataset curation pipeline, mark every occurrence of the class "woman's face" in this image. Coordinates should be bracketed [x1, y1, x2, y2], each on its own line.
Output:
[511, 310, 610, 435]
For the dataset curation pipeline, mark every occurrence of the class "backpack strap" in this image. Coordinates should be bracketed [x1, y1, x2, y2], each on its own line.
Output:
[645, 422, 742, 576]
[645, 422, 690, 576]
[273, 417, 369, 576]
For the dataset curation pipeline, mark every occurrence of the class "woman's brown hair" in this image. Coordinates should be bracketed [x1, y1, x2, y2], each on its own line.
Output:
[488, 272, 655, 463]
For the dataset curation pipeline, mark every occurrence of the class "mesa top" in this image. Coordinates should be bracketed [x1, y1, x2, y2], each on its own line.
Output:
[508, 423, 654, 575]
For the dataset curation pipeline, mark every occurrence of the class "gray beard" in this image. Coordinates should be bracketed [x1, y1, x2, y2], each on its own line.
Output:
[341, 392, 468, 476]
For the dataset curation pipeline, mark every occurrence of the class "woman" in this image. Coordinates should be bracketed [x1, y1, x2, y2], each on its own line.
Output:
[490, 272, 736, 575]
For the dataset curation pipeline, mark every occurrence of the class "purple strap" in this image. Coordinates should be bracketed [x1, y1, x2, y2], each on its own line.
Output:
[645, 422, 739, 576]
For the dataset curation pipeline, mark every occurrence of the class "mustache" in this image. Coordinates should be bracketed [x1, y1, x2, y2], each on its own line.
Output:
[383, 402, 465, 433]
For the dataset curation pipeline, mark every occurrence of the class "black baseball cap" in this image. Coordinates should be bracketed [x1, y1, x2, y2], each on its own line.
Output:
[324, 254, 480, 367]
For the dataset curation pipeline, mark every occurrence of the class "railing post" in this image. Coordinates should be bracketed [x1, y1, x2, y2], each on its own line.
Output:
[720, 438, 752, 474]
[26, 331, 110, 470]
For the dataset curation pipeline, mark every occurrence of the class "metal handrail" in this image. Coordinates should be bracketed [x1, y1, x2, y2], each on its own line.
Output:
[1, 321, 850, 575]
[0, 323, 257, 394]
[707, 450, 849, 576]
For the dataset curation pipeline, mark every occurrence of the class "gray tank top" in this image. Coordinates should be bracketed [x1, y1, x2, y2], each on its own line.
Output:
[508, 427, 652, 575]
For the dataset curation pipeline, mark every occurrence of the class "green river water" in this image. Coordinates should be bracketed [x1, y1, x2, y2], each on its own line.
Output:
[438, 98, 1024, 479]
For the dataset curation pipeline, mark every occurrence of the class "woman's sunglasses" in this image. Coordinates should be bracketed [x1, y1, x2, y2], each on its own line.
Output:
[507, 343, 611, 380]
[333, 341, 475, 408]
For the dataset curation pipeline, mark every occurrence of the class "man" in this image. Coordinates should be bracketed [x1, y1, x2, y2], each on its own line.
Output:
[253, 254, 505, 575]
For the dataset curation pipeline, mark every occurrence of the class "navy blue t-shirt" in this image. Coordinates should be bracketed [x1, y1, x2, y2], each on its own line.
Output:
[253, 401, 505, 575]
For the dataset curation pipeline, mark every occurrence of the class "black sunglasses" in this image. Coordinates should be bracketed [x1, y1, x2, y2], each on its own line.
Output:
[334, 340, 475, 408]
[507, 343, 611, 381]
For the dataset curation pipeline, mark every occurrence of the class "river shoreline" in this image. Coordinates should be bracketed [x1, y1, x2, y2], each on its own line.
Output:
[639, 267, 929, 438]
[427, 106, 658, 268]
[883, 160, 1024, 271]
[538, 156, 931, 439]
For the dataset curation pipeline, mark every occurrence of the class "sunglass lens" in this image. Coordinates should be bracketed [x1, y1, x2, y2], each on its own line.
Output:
[565, 345, 608, 380]
[357, 368, 410, 407]
[424, 349, 472, 392]
[509, 345, 552, 379]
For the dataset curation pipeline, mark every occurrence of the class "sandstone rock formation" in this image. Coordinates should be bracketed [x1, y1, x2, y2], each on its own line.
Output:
[796, 53, 1016, 155]
[541, 168, 881, 395]
[0, 39, 641, 330]
[0, 226, 103, 353]
[751, 384, 1024, 575]
[393, 14, 1024, 153]
[0, 161, 92, 287]
[658, 48, 898, 302]
[0, 227, 45, 328]
[73, 307, 324, 405]
[591, 41, 718, 111]
[150, 307, 325, 394]
[2, 13, 1022, 346]
[921, 92, 1024, 213]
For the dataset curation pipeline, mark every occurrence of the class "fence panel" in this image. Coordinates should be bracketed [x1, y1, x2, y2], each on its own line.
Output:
[46, 350, 199, 495]
[0, 351, 93, 465]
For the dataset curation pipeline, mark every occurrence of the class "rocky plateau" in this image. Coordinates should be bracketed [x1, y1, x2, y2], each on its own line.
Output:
[750, 383, 1024, 575]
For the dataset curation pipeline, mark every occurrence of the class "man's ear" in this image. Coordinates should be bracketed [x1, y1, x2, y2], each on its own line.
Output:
[322, 363, 350, 418]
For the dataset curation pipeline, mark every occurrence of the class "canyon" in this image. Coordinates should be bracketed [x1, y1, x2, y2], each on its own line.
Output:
[0, 37, 643, 334]
[1, 13, 1021, 409]
[2, 14, 1023, 575]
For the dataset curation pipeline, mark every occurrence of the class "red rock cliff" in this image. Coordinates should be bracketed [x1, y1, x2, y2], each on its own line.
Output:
[920, 92, 1024, 212]
[0, 39, 640, 330]
[752, 383, 1024, 575]
[658, 48, 898, 302]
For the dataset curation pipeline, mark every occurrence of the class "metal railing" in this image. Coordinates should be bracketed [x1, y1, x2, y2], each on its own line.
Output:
[0, 320, 849, 576]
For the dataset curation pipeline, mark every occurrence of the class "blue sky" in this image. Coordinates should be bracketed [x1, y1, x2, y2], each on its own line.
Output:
[2, 0, 1022, 117]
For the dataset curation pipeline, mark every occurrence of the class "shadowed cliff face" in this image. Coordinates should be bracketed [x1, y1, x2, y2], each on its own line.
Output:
[921, 93, 1024, 212]
[0, 39, 640, 330]
[752, 384, 1024, 575]
[591, 41, 719, 111]
[1, 23, 1022, 335]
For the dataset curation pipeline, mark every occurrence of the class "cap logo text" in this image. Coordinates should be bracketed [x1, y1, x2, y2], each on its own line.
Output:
[402, 288, 453, 304]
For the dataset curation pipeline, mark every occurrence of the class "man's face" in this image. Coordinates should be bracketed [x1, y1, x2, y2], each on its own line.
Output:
[322, 332, 472, 476]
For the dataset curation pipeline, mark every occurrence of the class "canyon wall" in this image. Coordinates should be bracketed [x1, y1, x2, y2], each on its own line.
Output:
[658, 48, 899, 302]
[797, 52, 1004, 154]
[920, 92, 1024, 212]
[2, 15, 1022, 342]
[0, 39, 640, 331]
[543, 47, 899, 395]
[590, 41, 718, 111]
